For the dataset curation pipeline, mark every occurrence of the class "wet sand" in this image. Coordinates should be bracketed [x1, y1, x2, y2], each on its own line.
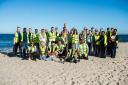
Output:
[0, 43, 128, 85]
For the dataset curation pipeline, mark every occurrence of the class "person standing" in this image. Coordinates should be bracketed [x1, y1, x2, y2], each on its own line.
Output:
[91, 29, 96, 56]
[67, 29, 74, 59]
[95, 31, 100, 57]
[39, 29, 47, 45]
[72, 28, 79, 51]
[13, 27, 22, 56]
[99, 31, 107, 58]
[21, 28, 29, 59]
[33, 29, 40, 53]
[70, 28, 79, 63]
[86, 30, 92, 56]
[55, 27, 60, 42]
[106, 28, 111, 56]
[109, 30, 118, 58]
[114, 28, 119, 48]
[28, 28, 34, 45]
[48, 27, 56, 46]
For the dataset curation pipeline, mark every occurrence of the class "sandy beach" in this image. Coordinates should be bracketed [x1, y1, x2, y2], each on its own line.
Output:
[0, 43, 128, 85]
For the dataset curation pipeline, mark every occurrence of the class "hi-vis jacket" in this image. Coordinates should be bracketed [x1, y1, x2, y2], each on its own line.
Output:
[28, 46, 37, 53]
[79, 43, 89, 57]
[72, 34, 79, 44]
[14, 32, 29, 44]
[48, 32, 56, 42]
[40, 46, 46, 55]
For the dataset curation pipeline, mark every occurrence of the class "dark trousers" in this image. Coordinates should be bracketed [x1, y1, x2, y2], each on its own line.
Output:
[95, 45, 100, 57]
[58, 47, 68, 59]
[23, 48, 28, 59]
[13, 42, 22, 57]
[92, 43, 96, 56]
[87, 43, 92, 56]
[100, 45, 106, 58]
[107, 43, 111, 55]
[34, 43, 39, 52]
[110, 44, 117, 58]
[29, 52, 38, 60]
[34, 43, 40, 59]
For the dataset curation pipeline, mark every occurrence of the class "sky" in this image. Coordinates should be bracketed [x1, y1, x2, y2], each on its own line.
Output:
[0, 0, 128, 34]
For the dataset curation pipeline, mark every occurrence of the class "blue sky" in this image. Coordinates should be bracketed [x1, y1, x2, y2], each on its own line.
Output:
[0, 0, 128, 34]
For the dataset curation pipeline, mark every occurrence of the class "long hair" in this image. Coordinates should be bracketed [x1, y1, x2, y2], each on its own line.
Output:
[73, 28, 78, 35]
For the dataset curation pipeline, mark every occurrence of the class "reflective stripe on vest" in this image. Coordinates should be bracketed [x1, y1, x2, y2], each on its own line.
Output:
[14, 32, 22, 44]
[49, 45, 57, 52]
[28, 46, 36, 53]
[40, 46, 46, 55]
[21, 32, 29, 43]
[61, 36, 67, 45]
[48, 32, 56, 42]
[95, 35, 100, 45]
[28, 33, 34, 43]
[104, 35, 107, 46]
[57, 45, 64, 51]
[72, 34, 79, 44]
[33, 33, 39, 43]
[79, 44, 88, 55]
[14, 32, 19, 44]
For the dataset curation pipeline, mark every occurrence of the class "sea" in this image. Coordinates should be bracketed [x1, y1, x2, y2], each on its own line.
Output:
[0, 34, 128, 53]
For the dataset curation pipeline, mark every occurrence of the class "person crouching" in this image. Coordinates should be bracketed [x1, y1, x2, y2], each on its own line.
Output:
[28, 42, 38, 61]
[57, 40, 67, 62]
[39, 41, 47, 60]
[47, 41, 59, 61]
[78, 40, 89, 60]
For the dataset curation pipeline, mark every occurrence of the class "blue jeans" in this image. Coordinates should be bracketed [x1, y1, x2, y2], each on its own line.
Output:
[46, 56, 60, 61]
[87, 43, 92, 56]
[22, 42, 28, 59]
[72, 43, 78, 50]
[40, 55, 46, 60]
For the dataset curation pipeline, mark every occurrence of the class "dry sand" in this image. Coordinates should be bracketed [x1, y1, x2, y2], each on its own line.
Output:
[0, 43, 128, 85]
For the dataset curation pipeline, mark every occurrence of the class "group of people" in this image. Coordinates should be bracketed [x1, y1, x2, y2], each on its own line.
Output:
[13, 23, 118, 63]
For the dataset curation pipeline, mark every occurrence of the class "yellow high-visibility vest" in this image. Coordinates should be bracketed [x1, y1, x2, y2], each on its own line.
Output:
[48, 32, 56, 42]
[95, 35, 100, 45]
[40, 46, 46, 55]
[33, 33, 40, 43]
[14, 32, 22, 44]
[28, 33, 34, 43]
[48, 45, 58, 52]
[21, 32, 29, 44]
[28, 46, 36, 53]
[104, 35, 107, 46]
[14, 32, 19, 44]
[61, 36, 67, 46]
[57, 44, 65, 51]
[79, 43, 88, 56]
[72, 34, 79, 44]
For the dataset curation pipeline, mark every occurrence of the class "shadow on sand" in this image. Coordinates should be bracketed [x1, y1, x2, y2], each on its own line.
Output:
[0, 50, 21, 58]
